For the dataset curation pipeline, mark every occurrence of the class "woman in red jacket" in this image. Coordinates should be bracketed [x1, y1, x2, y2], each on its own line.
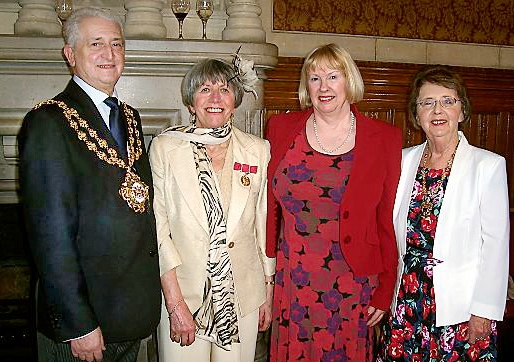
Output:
[266, 43, 401, 362]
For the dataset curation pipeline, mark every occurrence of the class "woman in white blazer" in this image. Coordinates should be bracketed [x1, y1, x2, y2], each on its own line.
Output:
[378, 66, 509, 361]
[150, 58, 275, 362]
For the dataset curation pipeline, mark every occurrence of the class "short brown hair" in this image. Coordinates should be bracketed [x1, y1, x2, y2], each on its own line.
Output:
[408, 65, 471, 129]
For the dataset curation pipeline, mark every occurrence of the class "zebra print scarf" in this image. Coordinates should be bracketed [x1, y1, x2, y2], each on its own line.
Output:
[163, 121, 239, 349]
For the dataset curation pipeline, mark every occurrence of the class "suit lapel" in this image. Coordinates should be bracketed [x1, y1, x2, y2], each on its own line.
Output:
[394, 144, 424, 256]
[60, 80, 126, 159]
[226, 129, 253, 238]
[432, 132, 470, 259]
[168, 141, 210, 234]
[61, 81, 107, 133]
[340, 107, 376, 206]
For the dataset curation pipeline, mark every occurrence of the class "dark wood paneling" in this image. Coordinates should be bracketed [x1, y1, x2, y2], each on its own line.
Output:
[264, 57, 514, 270]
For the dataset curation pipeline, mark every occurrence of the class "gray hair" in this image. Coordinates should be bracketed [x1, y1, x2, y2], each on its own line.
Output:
[63, 7, 124, 48]
[181, 59, 245, 109]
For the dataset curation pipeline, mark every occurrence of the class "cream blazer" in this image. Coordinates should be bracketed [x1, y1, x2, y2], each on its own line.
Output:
[149, 127, 276, 317]
[392, 132, 509, 326]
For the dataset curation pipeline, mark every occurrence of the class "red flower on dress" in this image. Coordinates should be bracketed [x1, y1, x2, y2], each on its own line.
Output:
[476, 337, 490, 349]
[422, 298, 431, 319]
[390, 327, 404, 343]
[309, 303, 331, 328]
[404, 321, 414, 340]
[296, 286, 319, 306]
[310, 269, 336, 291]
[301, 253, 325, 273]
[448, 351, 460, 362]
[387, 341, 404, 359]
[466, 343, 480, 360]
[313, 329, 333, 351]
[455, 324, 468, 341]
[429, 341, 440, 359]
[421, 214, 437, 232]
[411, 353, 422, 362]
[402, 272, 420, 293]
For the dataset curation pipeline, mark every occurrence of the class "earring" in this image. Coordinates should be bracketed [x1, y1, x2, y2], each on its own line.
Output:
[189, 113, 196, 125]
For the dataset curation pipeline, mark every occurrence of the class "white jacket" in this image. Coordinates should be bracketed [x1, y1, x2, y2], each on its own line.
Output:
[392, 132, 509, 326]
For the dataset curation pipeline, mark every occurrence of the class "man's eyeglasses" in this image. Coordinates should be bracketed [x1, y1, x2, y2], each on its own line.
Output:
[417, 96, 461, 110]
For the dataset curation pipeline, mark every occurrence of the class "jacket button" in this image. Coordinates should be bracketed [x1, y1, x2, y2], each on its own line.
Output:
[343, 236, 351, 244]
[149, 250, 157, 257]
[228, 242, 235, 248]
[343, 211, 349, 219]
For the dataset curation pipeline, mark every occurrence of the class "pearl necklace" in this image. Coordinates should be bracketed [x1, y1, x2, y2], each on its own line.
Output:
[313, 112, 355, 154]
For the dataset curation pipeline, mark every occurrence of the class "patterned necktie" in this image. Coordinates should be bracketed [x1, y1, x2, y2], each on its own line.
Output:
[104, 97, 127, 157]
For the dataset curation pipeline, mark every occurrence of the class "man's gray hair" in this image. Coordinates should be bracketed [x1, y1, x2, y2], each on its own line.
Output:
[63, 7, 124, 48]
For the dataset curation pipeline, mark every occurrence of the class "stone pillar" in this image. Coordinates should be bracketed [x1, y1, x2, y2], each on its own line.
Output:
[14, 0, 62, 36]
[222, 0, 265, 43]
[124, 0, 167, 39]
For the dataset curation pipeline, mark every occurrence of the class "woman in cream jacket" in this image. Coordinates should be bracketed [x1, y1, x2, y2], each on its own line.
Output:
[150, 58, 275, 362]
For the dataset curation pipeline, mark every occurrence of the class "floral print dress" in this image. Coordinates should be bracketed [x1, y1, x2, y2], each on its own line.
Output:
[270, 130, 378, 362]
[378, 166, 497, 362]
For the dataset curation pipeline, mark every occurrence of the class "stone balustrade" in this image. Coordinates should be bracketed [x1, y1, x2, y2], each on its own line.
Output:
[13, 0, 266, 41]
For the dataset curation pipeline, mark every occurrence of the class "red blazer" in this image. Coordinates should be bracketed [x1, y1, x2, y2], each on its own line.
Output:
[265, 105, 401, 310]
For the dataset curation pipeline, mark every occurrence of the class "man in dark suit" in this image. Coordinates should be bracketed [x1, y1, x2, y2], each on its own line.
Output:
[18, 7, 161, 362]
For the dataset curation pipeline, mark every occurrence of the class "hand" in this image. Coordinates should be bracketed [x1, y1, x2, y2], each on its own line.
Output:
[365, 305, 386, 327]
[467, 315, 492, 344]
[258, 278, 274, 331]
[258, 291, 273, 331]
[70, 327, 105, 362]
[169, 300, 196, 346]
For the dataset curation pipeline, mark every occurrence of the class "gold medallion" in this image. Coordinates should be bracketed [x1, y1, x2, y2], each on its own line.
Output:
[37, 100, 147, 215]
[119, 169, 149, 213]
[241, 174, 250, 186]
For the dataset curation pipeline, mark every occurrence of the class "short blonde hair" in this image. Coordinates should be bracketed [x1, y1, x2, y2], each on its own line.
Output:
[298, 43, 364, 109]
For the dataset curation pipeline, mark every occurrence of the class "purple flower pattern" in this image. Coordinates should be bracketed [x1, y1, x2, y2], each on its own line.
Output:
[270, 130, 378, 362]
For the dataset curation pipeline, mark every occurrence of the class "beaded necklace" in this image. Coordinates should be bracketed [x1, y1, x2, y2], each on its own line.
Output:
[34, 100, 149, 214]
[420, 140, 459, 220]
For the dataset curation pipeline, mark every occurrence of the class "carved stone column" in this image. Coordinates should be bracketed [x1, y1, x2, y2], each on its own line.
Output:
[14, 0, 61, 36]
[124, 0, 167, 39]
[222, 0, 265, 42]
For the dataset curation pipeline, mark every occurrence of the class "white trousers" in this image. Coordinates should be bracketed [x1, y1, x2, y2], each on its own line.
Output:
[157, 300, 259, 362]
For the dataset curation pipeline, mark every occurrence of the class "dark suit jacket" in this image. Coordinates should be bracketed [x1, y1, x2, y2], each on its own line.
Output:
[265, 105, 401, 310]
[18, 80, 161, 343]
